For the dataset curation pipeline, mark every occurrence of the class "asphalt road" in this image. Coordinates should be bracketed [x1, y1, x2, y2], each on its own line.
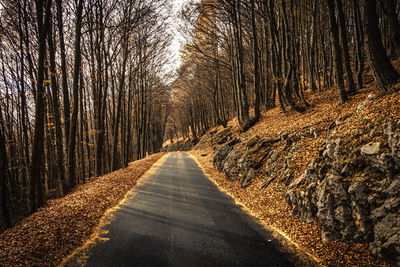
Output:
[65, 152, 315, 267]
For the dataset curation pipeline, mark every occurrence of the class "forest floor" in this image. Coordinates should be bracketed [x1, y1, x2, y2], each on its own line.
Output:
[0, 152, 166, 266]
[190, 79, 400, 266]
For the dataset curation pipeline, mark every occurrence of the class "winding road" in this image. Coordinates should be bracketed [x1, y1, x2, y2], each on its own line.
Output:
[64, 152, 315, 267]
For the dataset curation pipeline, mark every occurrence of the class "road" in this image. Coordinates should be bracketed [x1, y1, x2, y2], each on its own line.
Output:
[64, 152, 315, 267]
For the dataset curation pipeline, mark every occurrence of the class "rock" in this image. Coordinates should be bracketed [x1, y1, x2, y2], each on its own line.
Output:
[383, 197, 400, 210]
[388, 127, 400, 162]
[383, 123, 392, 135]
[382, 234, 400, 266]
[322, 230, 339, 242]
[241, 168, 255, 188]
[361, 142, 380, 156]
[377, 153, 396, 172]
[213, 144, 234, 171]
[215, 127, 233, 145]
[348, 181, 365, 196]
[213, 138, 241, 171]
[367, 94, 377, 101]
[323, 139, 342, 161]
[335, 139, 342, 159]
[288, 176, 306, 190]
[278, 131, 289, 141]
[340, 163, 351, 176]
[290, 143, 301, 153]
[316, 174, 356, 240]
[334, 206, 349, 224]
[371, 206, 387, 221]
[270, 152, 278, 162]
[368, 195, 377, 206]
[286, 163, 320, 223]
[332, 161, 343, 176]
[222, 150, 242, 180]
[246, 136, 260, 148]
[386, 179, 400, 195]
[370, 214, 400, 264]
[324, 143, 335, 159]
[357, 101, 368, 112]
[350, 200, 371, 241]
[310, 127, 319, 139]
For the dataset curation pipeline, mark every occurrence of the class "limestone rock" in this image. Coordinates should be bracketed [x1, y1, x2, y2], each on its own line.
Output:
[316, 174, 356, 240]
[386, 179, 400, 195]
[367, 94, 377, 101]
[370, 214, 400, 264]
[371, 206, 387, 221]
[324, 143, 335, 159]
[357, 101, 368, 112]
[213, 144, 234, 171]
[241, 168, 255, 188]
[383, 122, 392, 135]
[278, 131, 289, 141]
[361, 142, 380, 156]
[222, 150, 242, 180]
[388, 125, 400, 162]
[310, 127, 319, 139]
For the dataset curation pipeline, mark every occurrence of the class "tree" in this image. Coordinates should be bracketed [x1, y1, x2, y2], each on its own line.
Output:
[335, 0, 356, 95]
[67, 0, 84, 190]
[29, 0, 52, 213]
[326, 0, 347, 103]
[361, 0, 400, 91]
[251, 0, 261, 122]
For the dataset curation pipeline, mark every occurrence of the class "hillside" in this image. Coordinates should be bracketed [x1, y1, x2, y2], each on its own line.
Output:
[189, 84, 400, 266]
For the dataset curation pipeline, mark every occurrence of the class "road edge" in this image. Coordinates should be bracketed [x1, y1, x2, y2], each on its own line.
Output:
[59, 153, 170, 266]
[188, 151, 321, 267]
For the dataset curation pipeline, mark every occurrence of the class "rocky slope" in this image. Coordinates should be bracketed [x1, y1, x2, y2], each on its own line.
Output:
[192, 89, 400, 265]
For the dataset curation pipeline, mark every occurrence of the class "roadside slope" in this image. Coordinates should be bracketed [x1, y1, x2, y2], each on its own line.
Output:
[0, 152, 166, 266]
[190, 86, 400, 266]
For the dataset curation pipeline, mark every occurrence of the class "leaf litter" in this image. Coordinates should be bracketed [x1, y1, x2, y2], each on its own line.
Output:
[0, 152, 166, 267]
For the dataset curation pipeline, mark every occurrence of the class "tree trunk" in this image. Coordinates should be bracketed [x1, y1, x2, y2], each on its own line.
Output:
[361, 0, 400, 91]
[379, 0, 400, 58]
[326, 0, 348, 103]
[67, 0, 84, 190]
[47, 14, 65, 197]
[56, 0, 71, 150]
[112, 38, 129, 171]
[336, 0, 356, 95]
[233, 0, 250, 129]
[29, 0, 52, 213]
[353, 0, 365, 90]
[251, 0, 261, 122]
[0, 104, 11, 229]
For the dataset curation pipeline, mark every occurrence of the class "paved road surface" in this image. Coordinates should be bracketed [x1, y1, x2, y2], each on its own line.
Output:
[65, 152, 315, 267]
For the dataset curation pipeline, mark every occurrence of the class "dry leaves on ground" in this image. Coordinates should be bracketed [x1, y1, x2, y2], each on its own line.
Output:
[0, 152, 166, 267]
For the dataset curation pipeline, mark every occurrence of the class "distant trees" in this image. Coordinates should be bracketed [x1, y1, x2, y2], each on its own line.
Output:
[171, 0, 400, 139]
[0, 0, 172, 230]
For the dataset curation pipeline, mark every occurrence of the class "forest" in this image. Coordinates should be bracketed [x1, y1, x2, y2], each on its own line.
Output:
[0, 0, 172, 230]
[1, 0, 400, 234]
[170, 0, 400, 138]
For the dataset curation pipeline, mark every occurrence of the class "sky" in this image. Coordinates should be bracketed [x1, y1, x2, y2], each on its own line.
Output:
[165, 0, 190, 75]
